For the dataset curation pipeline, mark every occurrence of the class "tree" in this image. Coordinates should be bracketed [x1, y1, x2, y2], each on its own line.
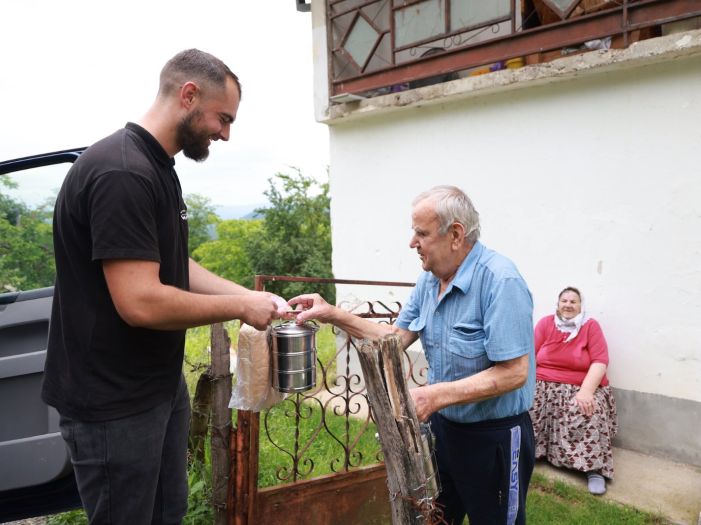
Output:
[185, 193, 220, 256]
[0, 176, 26, 226]
[192, 219, 262, 290]
[0, 177, 55, 292]
[247, 169, 335, 303]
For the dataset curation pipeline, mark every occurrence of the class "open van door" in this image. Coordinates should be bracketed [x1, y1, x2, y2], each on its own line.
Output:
[0, 149, 85, 521]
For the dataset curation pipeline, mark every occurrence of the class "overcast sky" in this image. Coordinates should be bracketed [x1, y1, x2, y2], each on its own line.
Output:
[0, 0, 329, 213]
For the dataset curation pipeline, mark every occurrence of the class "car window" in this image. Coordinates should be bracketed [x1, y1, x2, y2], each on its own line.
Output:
[1, 153, 81, 293]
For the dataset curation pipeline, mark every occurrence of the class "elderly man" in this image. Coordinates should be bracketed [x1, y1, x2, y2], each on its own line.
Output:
[290, 185, 535, 525]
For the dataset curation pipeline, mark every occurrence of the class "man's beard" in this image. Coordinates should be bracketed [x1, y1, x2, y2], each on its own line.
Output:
[176, 110, 210, 162]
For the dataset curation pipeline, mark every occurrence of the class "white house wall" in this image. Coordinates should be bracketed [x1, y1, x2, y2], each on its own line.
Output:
[328, 55, 701, 402]
[312, 9, 701, 463]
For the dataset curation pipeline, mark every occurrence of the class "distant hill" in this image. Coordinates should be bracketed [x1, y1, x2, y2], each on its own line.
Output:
[214, 203, 266, 220]
[241, 209, 264, 220]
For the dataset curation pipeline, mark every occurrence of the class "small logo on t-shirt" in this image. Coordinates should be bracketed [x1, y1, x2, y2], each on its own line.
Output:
[180, 209, 188, 220]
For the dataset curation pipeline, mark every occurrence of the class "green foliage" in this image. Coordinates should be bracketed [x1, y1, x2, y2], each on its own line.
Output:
[184, 460, 214, 524]
[0, 175, 25, 225]
[192, 219, 262, 290]
[247, 169, 334, 303]
[0, 178, 55, 292]
[184, 193, 219, 256]
[47, 509, 88, 525]
[190, 169, 334, 302]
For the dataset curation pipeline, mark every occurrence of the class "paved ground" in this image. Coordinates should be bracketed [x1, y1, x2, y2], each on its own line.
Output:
[535, 447, 701, 525]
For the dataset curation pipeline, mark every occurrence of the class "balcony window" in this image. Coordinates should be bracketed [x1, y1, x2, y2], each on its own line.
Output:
[326, 0, 701, 100]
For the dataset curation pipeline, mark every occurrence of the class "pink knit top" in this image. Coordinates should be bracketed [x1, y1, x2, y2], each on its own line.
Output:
[534, 315, 609, 387]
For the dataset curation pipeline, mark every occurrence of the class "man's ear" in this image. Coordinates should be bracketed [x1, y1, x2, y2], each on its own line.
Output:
[179, 81, 199, 108]
[451, 222, 466, 248]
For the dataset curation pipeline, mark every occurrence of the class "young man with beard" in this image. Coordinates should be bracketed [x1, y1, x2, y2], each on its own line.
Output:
[42, 49, 285, 524]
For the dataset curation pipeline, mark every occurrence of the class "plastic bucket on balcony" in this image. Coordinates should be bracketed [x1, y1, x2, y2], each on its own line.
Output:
[505, 57, 525, 69]
[271, 321, 318, 393]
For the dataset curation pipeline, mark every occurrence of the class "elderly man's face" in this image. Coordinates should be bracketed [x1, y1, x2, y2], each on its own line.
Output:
[409, 199, 454, 276]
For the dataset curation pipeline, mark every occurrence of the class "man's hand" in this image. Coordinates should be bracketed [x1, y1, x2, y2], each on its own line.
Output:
[287, 293, 334, 324]
[410, 385, 440, 423]
[240, 292, 282, 330]
[265, 292, 291, 317]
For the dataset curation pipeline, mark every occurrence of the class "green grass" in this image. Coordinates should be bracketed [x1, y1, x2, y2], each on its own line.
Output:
[257, 400, 380, 487]
[525, 471, 671, 524]
[315, 323, 339, 386]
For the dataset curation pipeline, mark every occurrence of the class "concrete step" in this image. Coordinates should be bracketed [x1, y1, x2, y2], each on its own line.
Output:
[534, 447, 701, 525]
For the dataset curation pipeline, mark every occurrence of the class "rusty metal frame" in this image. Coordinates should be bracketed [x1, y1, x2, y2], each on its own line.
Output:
[327, 0, 701, 97]
[230, 275, 417, 525]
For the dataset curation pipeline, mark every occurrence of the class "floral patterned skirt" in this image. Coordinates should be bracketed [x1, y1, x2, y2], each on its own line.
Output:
[529, 380, 618, 479]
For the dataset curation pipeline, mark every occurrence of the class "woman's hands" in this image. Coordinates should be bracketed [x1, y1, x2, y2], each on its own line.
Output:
[574, 363, 607, 417]
[573, 389, 596, 417]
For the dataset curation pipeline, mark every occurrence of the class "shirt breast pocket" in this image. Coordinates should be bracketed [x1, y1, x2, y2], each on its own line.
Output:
[447, 327, 489, 380]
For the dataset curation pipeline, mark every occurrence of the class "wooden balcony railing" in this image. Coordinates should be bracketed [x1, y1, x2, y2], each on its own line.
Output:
[327, 0, 701, 99]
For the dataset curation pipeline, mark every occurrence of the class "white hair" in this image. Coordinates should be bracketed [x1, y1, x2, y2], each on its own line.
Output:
[412, 185, 480, 243]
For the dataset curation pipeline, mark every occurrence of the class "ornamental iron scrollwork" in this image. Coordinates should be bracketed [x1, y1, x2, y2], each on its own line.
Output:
[260, 298, 427, 485]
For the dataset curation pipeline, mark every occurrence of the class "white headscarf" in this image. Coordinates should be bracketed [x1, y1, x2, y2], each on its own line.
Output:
[554, 291, 587, 342]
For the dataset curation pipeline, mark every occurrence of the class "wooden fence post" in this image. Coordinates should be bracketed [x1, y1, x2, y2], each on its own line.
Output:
[189, 368, 213, 464]
[211, 322, 232, 525]
[357, 335, 443, 525]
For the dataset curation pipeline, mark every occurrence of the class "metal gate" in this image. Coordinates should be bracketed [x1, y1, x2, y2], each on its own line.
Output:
[229, 276, 424, 525]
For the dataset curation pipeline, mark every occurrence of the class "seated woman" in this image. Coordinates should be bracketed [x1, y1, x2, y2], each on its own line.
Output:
[529, 286, 618, 495]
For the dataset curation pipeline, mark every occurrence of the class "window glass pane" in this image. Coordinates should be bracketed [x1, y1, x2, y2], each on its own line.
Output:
[1, 163, 64, 292]
[345, 14, 380, 67]
[450, 0, 511, 31]
[394, 0, 446, 48]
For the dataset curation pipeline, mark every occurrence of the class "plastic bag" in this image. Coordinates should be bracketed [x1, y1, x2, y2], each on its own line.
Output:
[228, 324, 285, 411]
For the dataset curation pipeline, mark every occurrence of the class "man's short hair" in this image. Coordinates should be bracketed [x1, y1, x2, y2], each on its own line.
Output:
[413, 185, 481, 243]
[159, 48, 241, 99]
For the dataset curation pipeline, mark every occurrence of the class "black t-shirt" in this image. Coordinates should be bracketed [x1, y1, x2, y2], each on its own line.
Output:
[42, 123, 189, 421]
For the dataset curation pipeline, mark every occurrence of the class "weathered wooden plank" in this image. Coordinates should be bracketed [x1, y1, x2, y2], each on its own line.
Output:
[358, 335, 430, 525]
[358, 335, 443, 525]
[211, 323, 232, 525]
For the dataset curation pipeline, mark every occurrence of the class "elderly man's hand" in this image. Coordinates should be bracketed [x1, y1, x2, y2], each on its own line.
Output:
[287, 293, 334, 324]
[410, 385, 440, 423]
